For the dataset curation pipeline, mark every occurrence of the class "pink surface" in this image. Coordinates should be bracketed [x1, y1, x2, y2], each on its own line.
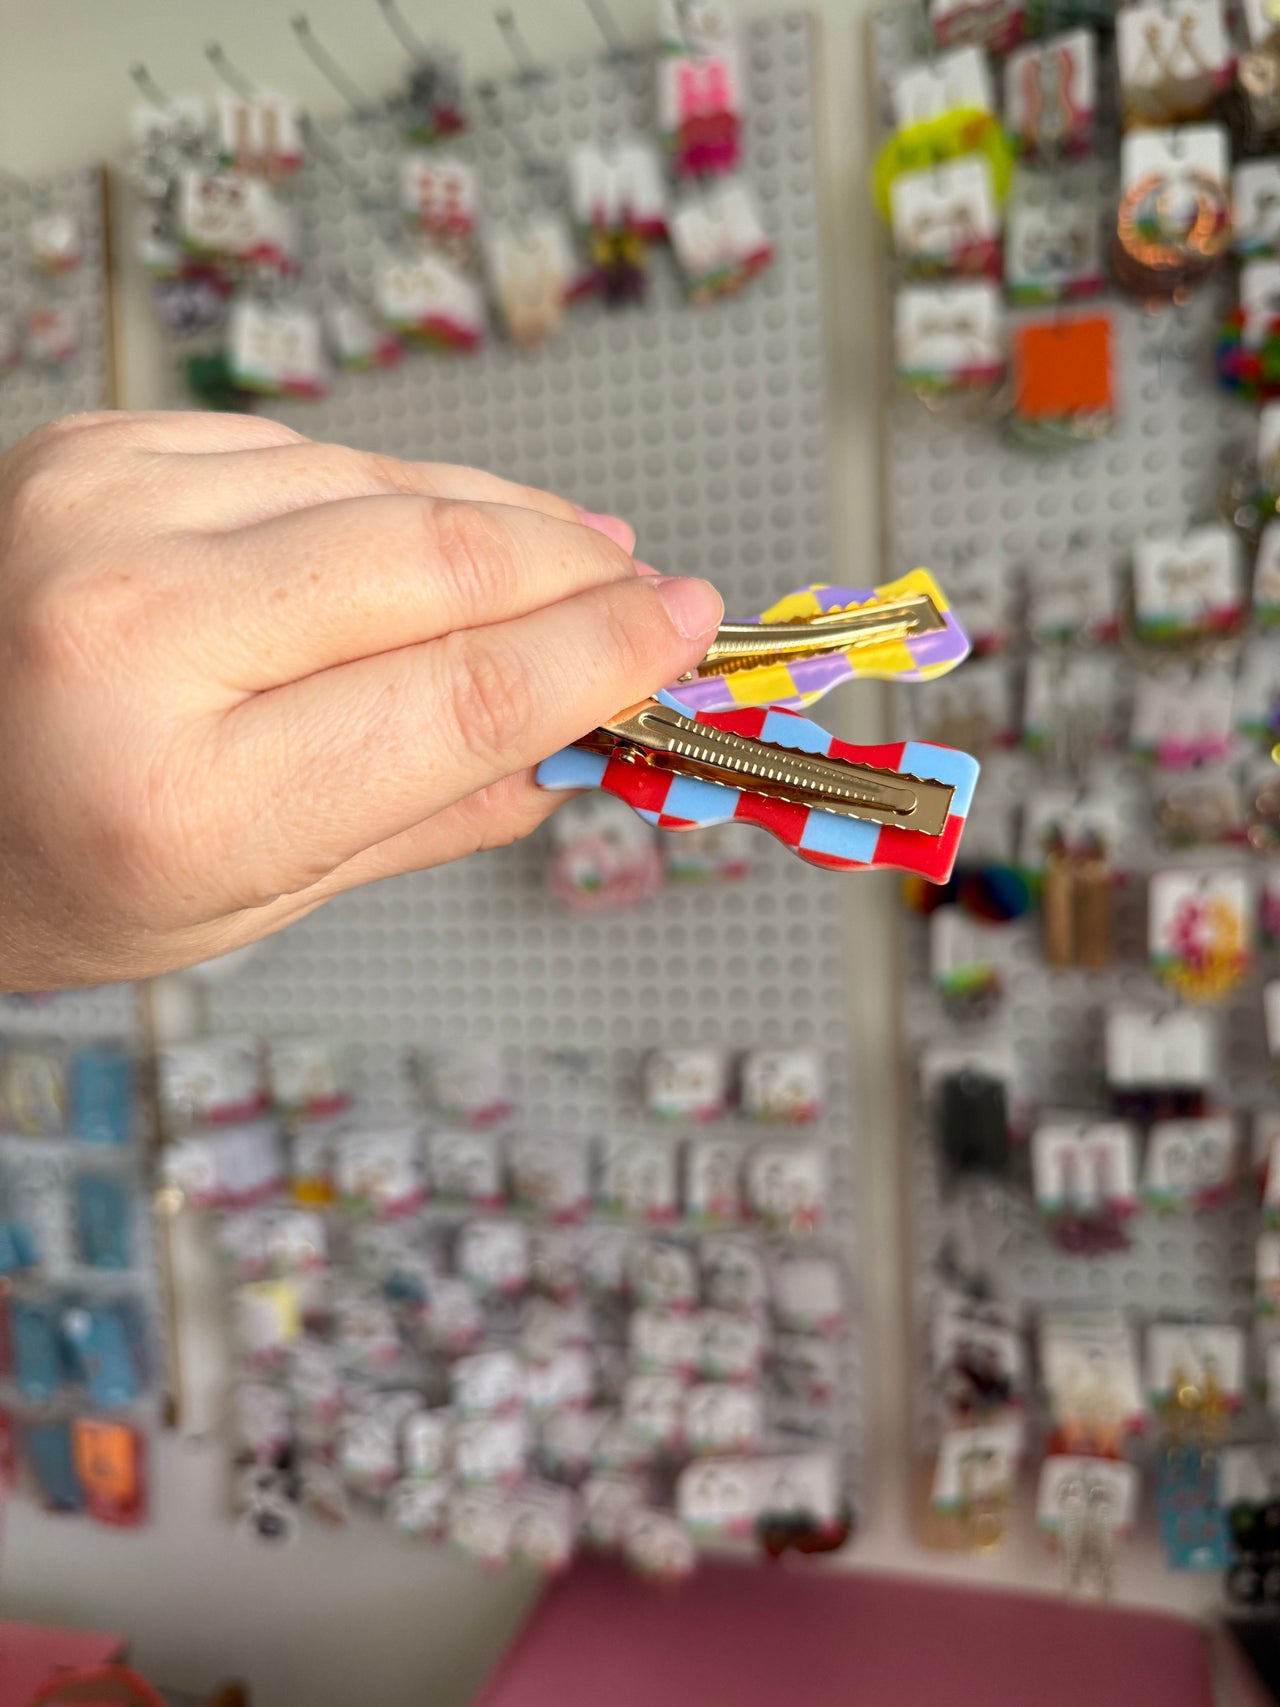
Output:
[473, 1560, 1215, 1707]
[0, 1621, 125, 1706]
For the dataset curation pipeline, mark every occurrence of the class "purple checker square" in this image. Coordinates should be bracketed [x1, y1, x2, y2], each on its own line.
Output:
[902, 609, 971, 678]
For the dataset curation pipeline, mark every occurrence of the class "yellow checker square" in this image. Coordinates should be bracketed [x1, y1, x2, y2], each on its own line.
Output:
[727, 661, 800, 706]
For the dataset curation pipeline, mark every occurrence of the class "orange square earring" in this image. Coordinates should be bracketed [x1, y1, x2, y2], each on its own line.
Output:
[1010, 312, 1116, 448]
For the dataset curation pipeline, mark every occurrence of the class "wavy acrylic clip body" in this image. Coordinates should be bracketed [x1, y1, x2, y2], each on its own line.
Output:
[674, 567, 970, 715]
[537, 691, 979, 883]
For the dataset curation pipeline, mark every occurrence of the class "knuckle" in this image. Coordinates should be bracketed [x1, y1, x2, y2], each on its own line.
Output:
[12, 417, 127, 491]
[26, 412, 117, 448]
[3, 426, 122, 545]
[425, 498, 517, 604]
[9, 580, 95, 681]
[445, 633, 531, 772]
[7, 457, 73, 536]
[357, 447, 432, 496]
[9, 564, 154, 685]
[215, 413, 306, 446]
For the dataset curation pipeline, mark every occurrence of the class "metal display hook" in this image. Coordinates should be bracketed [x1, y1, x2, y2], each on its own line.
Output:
[584, 0, 639, 62]
[291, 15, 380, 121]
[495, 8, 550, 83]
[205, 41, 257, 102]
[130, 62, 176, 110]
[377, 0, 432, 62]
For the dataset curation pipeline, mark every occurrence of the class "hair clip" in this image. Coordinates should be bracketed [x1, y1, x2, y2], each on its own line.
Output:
[537, 690, 978, 882]
[672, 569, 970, 715]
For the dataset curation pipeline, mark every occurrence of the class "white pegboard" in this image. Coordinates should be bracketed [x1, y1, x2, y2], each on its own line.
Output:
[0, 985, 140, 1045]
[164, 13, 867, 1513]
[870, 0, 1274, 1470]
[0, 165, 113, 445]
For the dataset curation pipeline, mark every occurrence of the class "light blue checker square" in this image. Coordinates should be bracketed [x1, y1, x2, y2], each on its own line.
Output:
[798, 807, 881, 863]
[660, 772, 739, 823]
[901, 741, 979, 818]
[536, 748, 608, 790]
[759, 706, 835, 755]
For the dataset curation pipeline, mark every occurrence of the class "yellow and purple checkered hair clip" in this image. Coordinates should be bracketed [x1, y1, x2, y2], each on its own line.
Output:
[671, 568, 970, 716]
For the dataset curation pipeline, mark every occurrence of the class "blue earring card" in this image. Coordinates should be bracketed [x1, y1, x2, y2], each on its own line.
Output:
[24, 1420, 82, 1513]
[71, 1044, 133, 1146]
[1157, 1448, 1230, 1571]
[75, 1172, 132, 1271]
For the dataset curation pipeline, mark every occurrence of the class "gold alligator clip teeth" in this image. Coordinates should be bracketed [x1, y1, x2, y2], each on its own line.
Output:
[574, 698, 954, 835]
[693, 591, 947, 678]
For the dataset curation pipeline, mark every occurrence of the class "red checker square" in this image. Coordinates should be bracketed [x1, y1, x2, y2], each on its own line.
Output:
[874, 813, 965, 885]
[700, 705, 770, 740]
[732, 788, 809, 846]
[603, 754, 673, 815]
[804, 848, 872, 873]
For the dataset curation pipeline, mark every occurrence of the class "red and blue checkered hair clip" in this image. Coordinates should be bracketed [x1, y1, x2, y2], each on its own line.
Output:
[538, 693, 979, 883]
[536, 569, 979, 883]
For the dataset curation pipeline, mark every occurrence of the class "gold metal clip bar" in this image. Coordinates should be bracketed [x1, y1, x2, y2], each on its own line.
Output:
[576, 698, 954, 836]
[696, 592, 946, 678]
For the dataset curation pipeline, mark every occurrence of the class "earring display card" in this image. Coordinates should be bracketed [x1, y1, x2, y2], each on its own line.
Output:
[1004, 172, 1104, 306]
[156, 13, 866, 1541]
[0, 1016, 159, 1530]
[893, 44, 995, 128]
[188, 1044, 858, 1569]
[0, 166, 112, 449]
[873, 0, 1279, 1595]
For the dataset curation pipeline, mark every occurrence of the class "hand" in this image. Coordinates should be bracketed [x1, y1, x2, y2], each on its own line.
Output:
[0, 413, 723, 989]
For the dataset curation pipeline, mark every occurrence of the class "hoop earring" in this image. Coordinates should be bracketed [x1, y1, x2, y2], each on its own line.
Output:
[1114, 169, 1230, 298]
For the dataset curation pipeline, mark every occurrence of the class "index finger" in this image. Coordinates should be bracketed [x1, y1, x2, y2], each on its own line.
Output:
[149, 435, 636, 548]
[194, 495, 646, 693]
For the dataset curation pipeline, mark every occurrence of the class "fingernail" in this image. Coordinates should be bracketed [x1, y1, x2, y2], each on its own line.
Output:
[652, 574, 724, 641]
[574, 506, 636, 553]
[633, 559, 661, 576]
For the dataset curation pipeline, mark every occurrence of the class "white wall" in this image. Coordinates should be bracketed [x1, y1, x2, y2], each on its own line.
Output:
[0, 7, 1223, 1705]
